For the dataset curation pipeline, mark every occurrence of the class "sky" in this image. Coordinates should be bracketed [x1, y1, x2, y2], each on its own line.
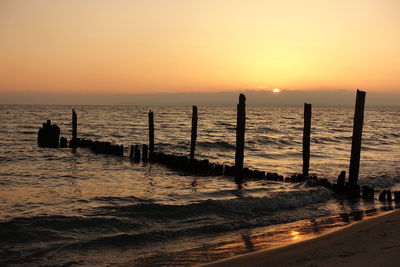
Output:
[0, 0, 399, 101]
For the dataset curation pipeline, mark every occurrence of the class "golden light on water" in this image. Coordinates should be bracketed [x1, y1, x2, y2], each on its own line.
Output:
[273, 88, 281, 93]
[290, 230, 301, 241]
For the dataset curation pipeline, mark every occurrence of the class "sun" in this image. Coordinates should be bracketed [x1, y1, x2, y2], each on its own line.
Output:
[272, 88, 280, 93]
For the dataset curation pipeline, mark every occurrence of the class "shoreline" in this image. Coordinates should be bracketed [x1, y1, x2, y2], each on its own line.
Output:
[203, 209, 400, 266]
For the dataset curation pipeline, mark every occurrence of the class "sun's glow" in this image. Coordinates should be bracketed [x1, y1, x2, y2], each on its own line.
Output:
[273, 88, 280, 93]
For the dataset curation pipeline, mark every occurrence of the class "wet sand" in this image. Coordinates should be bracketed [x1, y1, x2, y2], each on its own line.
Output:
[204, 209, 400, 267]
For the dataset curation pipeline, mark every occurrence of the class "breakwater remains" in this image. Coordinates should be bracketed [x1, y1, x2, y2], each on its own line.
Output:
[37, 90, 396, 202]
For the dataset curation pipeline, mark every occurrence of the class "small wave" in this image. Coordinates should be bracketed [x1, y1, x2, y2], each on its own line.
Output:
[97, 187, 332, 219]
[0, 215, 142, 244]
[197, 141, 236, 150]
[63, 220, 272, 250]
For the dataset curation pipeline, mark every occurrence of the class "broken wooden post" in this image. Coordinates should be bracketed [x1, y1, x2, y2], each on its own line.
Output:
[129, 145, 134, 159]
[134, 144, 140, 162]
[394, 191, 400, 202]
[379, 190, 387, 201]
[37, 120, 60, 148]
[69, 109, 78, 148]
[362, 186, 374, 200]
[235, 94, 246, 184]
[348, 90, 366, 192]
[60, 137, 68, 148]
[72, 109, 77, 140]
[142, 144, 148, 162]
[387, 190, 393, 201]
[190, 105, 198, 164]
[303, 103, 312, 177]
[148, 110, 154, 161]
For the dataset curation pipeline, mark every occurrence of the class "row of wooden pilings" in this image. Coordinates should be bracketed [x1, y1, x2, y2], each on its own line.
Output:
[38, 90, 372, 198]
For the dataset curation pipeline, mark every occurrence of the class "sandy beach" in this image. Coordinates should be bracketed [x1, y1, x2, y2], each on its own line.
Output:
[205, 209, 400, 267]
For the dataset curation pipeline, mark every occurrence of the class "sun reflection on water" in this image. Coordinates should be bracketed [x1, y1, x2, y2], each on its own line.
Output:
[290, 230, 301, 241]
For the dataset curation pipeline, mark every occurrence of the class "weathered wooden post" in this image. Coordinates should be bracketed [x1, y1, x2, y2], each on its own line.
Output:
[69, 109, 78, 148]
[38, 120, 60, 148]
[148, 110, 154, 161]
[190, 106, 198, 164]
[142, 144, 148, 162]
[303, 103, 312, 177]
[72, 109, 77, 140]
[60, 137, 68, 148]
[235, 94, 246, 184]
[134, 144, 141, 162]
[129, 145, 134, 159]
[348, 90, 366, 193]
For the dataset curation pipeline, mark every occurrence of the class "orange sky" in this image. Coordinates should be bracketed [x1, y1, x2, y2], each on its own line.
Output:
[0, 0, 399, 94]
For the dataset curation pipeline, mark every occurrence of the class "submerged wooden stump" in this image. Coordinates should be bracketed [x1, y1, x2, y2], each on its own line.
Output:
[59, 137, 68, 148]
[142, 144, 148, 162]
[362, 186, 374, 200]
[134, 144, 141, 162]
[129, 145, 134, 159]
[38, 120, 60, 148]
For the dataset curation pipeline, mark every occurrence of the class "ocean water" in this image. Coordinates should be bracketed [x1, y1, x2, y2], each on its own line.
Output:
[0, 105, 399, 266]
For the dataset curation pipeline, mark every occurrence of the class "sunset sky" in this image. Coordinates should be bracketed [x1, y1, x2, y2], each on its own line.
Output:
[0, 0, 399, 95]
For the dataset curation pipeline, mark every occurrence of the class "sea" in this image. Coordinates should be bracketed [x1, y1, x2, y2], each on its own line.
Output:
[0, 104, 399, 266]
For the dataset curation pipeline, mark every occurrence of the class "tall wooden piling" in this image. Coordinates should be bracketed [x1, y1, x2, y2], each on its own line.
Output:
[349, 89, 366, 188]
[72, 109, 77, 140]
[148, 110, 154, 161]
[190, 106, 198, 163]
[302, 103, 312, 177]
[235, 94, 246, 184]
[69, 109, 78, 148]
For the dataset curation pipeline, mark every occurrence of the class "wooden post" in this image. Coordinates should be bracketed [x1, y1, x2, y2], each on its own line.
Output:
[69, 109, 78, 148]
[148, 110, 154, 161]
[134, 144, 140, 162]
[129, 145, 134, 159]
[142, 144, 148, 162]
[190, 105, 198, 163]
[348, 90, 366, 188]
[235, 94, 246, 184]
[72, 109, 77, 140]
[38, 120, 60, 148]
[302, 103, 312, 177]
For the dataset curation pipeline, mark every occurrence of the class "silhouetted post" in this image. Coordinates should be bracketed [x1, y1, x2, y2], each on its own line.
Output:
[72, 109, 77, 140]
[303, 103, 312, 177]
[348, 90, 366, 189]
[38, 120, 60, 148]
[129, 145, 134, 159]
[134, 144, 140, 162]
[69, 109, 78, 148]
[190, 106, 198, 163]
[60, 137, 68, 148]
[235, 94, 246, 184]
[148, 110, 154, 161]
[142, 144, 148, 162]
